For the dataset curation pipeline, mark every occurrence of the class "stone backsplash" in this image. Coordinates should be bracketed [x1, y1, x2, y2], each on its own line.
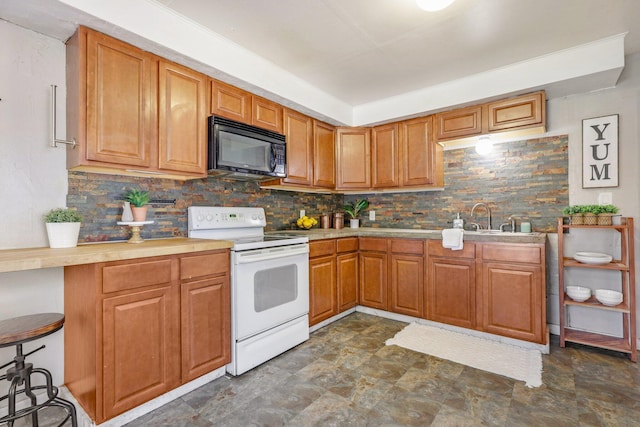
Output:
[68, 135, 567, 241]
[68, 173, 343, 242]
[346, 135, 568, 232]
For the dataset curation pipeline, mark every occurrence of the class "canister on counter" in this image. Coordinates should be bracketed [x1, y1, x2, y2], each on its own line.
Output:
[333, 212, 344, 229]
[320, 213, 331, 229]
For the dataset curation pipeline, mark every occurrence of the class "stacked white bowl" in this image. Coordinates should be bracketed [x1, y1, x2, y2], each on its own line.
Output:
[566, 286, 591, 302]
[594, 289, 623, 306]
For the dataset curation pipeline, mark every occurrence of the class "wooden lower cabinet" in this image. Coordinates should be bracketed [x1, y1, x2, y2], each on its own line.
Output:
[426, 241, 476, 329]
[64, 250, 230, 423]
[309, 239, 337, 326]
[359, 238, 388, 309]
[389, 240, 425, 317]
[479, 243, 545, 343]
[309, 238, 359, 326]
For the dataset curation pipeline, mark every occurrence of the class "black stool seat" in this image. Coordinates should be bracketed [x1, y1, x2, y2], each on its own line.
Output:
[0, 313, 77, 427]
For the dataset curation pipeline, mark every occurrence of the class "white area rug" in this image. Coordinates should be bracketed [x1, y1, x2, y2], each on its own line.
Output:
[386, 323, 542, 387]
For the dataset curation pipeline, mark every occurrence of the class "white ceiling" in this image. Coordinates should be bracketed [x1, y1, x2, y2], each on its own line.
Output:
[1, 0, 639, 125]
[155, 0, 640, 105]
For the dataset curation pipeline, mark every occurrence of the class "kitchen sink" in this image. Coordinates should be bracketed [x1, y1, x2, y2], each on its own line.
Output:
[465, 230, 540, 236]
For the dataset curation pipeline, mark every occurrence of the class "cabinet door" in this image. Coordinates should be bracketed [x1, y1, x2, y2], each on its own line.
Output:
[371, 123, 399, 188]
[359, 251, 387, 309]
[435, 105, 483, 141]
[427, 257, 476, 328]
[482, 262, 543, 343]
[313, 120, 336, 188]
[337, 252, 359, 312]
[102, 286, 180, 420]
[210, 80, 251, 123]
[309, 255, 337, 326]
[487, 92, 545, 132]
[283, 109, 314, 186]
[85, 29, 153, 167]
[181, 275, 230, 382]
[400, 116, 435, 186]
[252, 96, 283, 133]
[158, 60, 207, 176]
[390, 254, 423, 317]
[336, 127, 371, 190]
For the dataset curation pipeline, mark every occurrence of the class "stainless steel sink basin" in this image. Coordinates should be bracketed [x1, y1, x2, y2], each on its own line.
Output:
[465, 230, 540, 236]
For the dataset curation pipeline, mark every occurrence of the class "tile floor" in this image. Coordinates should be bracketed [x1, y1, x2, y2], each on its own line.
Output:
[122, 312, 639, 426]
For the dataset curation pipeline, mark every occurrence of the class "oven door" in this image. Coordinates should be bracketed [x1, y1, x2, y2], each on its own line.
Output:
[232, 244, 309, 341]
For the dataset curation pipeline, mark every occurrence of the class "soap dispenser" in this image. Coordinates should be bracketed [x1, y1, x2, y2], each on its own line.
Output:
[453, 212, 464, 229]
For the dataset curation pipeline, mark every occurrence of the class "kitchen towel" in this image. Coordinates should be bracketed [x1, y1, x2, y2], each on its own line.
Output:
[442, 228, 464, 250]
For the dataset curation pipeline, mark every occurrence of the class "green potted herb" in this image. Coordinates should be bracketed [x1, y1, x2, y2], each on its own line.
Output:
[125, 188, 151, 222]
[43, 208, 83, 248]
[562, 205, 584, 225]
[582, 205, 599, 225]
[597, 204, 619, 225]
[343, 199, 369, 228]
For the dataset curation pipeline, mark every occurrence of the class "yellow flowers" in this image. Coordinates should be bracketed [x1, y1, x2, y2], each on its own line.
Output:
[296, 215, 318, 230]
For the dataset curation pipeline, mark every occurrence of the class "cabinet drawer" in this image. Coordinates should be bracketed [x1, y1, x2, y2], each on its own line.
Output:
[391, 239, 424, 255]
[180, 251, 229, 280]
[482, 244, 542, 264]
[310, 239, 336, 258]
[359, 237, 388, 252]
[428, 240, 475, 258]
[103, 259, 174, 293]
[337, 237, 358, 253]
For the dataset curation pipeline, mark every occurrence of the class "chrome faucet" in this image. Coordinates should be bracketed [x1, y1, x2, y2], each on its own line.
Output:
[499, 216, 517, 232]
[471, 202, 491, 230]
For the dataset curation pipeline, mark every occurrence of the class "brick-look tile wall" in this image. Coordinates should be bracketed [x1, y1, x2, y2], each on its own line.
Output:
[68, 173, 343, 242]
[68, 135, 567, 241]
[346, 135, 568, 232]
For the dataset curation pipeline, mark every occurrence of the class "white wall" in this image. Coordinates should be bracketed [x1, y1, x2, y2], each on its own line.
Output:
[544, 52, 640, 340]
[0, 21, 68, 392]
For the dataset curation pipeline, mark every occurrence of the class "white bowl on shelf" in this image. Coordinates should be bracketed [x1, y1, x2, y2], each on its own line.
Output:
[574, 252, 613, 265]
[594, 289, 623, 306]
[566, 286, 591, 302]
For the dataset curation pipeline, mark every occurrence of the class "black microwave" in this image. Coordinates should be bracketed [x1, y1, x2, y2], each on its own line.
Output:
[208, 116, 287, 180]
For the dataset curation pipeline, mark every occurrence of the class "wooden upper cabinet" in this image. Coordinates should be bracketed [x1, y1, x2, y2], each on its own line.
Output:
[487, 91, 545, 132]
[400, 116, 439, 187]
[158, 60, 207, 175]
[282, 109, 314, 186]
[210, 80, 251, 123]
[75, 27, 154, 168]
[252, 96, 283, 133]
[371, 123, 399, 188]
[313, 120, 336, 189]
[210, 80, 283, 133]
[336, 127, 371, 190]
[435, 105, 483, 140]
[66, 26, 207, 179]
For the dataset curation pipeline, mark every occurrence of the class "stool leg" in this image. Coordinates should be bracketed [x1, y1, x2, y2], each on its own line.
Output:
[6, 376, 20, 427]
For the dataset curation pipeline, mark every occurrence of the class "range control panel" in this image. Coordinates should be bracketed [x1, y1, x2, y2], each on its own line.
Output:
[188, 206, 266, 230]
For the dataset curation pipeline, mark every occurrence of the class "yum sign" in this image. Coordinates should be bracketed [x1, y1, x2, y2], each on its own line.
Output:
[582, 114, 619, 188]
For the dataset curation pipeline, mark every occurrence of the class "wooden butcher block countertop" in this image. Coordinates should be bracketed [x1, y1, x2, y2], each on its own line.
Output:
[0, 238, 233, 273]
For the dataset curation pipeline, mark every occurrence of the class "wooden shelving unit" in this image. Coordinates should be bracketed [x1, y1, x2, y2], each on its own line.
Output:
[557, 217, 636, 361]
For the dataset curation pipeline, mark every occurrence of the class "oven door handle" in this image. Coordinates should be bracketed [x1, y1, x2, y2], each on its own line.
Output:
[235, 245, 309, 263]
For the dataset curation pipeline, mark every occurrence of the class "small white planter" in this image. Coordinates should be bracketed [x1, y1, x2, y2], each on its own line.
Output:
[46, 222, 81, 248]
[350, 218, 360, 228]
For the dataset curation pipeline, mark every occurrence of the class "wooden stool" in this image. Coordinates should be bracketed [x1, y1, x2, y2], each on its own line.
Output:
[0, 313, 77, 427]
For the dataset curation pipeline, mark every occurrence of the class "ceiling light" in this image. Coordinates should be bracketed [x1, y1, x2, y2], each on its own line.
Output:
[475, 136, 493, 155]
[416, 0, 456, 12]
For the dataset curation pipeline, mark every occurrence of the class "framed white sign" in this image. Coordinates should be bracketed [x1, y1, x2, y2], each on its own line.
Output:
[582, 114, 618, 188]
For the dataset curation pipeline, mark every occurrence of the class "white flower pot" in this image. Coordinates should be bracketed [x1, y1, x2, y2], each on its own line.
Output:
[350, 219, 360, 228]
[46, 222, 81, 248]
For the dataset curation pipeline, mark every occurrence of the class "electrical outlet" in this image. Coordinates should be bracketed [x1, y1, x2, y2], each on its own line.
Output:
[369, 210, 376, 221]
[299, 209, 305, 218]
[598, 192, 612, 205]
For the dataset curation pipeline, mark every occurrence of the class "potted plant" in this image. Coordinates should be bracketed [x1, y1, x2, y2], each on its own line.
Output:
[562, 205, 584, 225]
[43, 208, 82, 248]
[597, 204, 619, 226]
[125, 188, 151, 222]
[344, 199, 369, 228]
[582, 205, 599, 225]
